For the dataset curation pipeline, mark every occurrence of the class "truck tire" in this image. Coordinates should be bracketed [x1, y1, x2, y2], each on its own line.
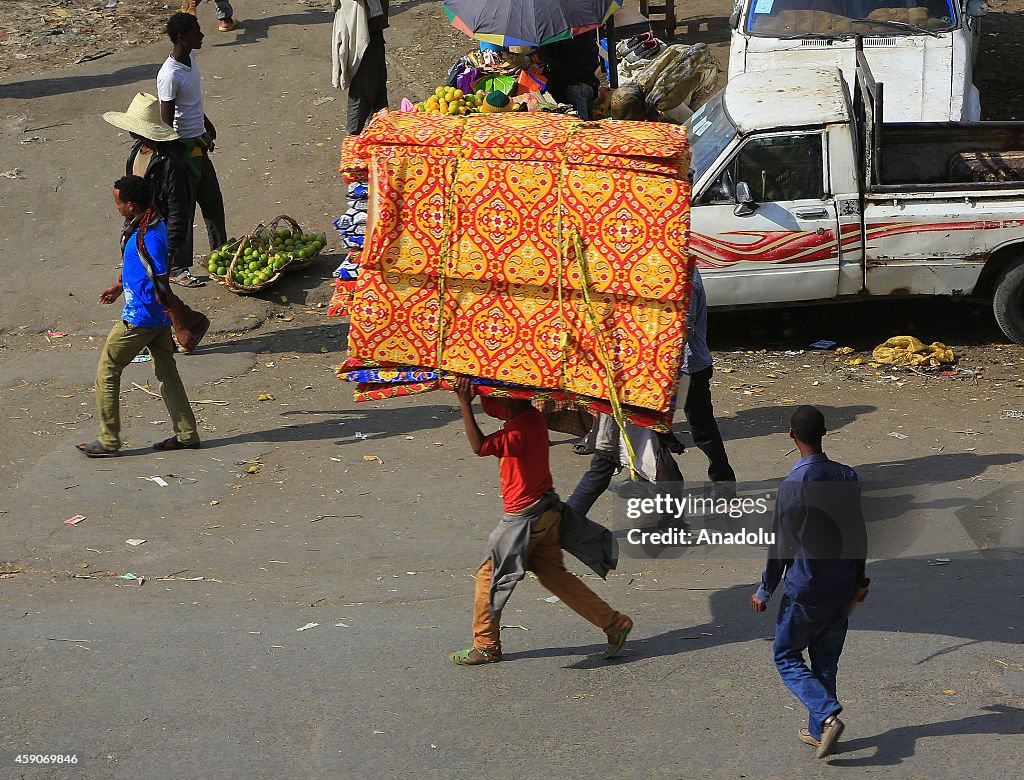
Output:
[993, 258, 1024, 345]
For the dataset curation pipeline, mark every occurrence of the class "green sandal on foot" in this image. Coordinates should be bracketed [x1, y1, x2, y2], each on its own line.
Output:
[449, 647, 502, 666]
[603, 620, 633, 659]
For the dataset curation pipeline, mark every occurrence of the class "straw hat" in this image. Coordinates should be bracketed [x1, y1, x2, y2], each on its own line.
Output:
[102, 93, 179, 142]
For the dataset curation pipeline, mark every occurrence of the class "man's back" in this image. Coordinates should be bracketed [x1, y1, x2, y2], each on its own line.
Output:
[775, 453, 866, 606]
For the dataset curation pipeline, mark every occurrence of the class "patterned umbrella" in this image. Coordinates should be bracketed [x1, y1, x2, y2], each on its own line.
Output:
[443, 0, 623, 48]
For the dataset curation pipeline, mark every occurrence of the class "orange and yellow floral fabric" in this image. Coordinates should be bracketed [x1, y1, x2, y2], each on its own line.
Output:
[339, 111, 693, 414]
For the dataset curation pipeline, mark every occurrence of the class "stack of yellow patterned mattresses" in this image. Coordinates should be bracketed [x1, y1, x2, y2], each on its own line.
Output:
[336, 109, 694, 431]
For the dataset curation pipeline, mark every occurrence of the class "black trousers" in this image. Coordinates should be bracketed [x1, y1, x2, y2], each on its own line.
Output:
[178, 151, 227, 275]
[683, 366, 736, 484]
[568, 445, 685, 527]
[347, 31, 389, 136]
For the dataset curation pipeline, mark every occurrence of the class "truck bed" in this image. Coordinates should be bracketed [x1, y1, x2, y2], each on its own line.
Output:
[875, 123, 1024, 189]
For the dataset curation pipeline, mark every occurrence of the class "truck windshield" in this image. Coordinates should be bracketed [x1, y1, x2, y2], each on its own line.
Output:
[745, 0, 957, 36]
[685, 94, 738, 182]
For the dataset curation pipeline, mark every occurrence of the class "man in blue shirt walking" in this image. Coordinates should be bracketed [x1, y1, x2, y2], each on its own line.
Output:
[752, 405, 869, 758]
[77, 176, 200, 457]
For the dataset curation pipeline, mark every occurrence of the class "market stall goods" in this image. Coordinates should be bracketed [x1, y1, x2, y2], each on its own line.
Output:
[337, 111, 693, 424]
[616, 42, 719, 123]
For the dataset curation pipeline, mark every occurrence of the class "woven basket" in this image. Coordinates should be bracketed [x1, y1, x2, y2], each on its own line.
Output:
[222, 227, 285, 295]
[203, 237, 243, 283]
[265, 214, 324, 273]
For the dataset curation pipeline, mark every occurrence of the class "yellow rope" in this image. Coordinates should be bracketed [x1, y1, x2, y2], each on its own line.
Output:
[435, 118, 467, 371]
[571, 229, 638, 479]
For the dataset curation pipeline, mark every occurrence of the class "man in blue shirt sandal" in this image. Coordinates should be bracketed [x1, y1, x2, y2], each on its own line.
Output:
[77, 176, 200, 457]
[752, 405, 869, 758]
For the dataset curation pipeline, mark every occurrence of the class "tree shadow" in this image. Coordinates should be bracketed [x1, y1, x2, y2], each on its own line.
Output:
[0, 63, 160, 101]
[703, 403, 877, 445]
[198, 403, 457, 449]
[213, 9, 334, 47]
[202, 321, 348, 355]
[829, 705, 1024, 766]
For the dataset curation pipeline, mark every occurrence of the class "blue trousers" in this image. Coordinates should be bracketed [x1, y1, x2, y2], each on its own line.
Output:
[773, 595, 848, 740]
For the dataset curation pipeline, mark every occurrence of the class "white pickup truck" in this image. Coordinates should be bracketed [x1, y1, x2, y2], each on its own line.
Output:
[727, 0, 987, 121]
[686, 44, 1024, 343]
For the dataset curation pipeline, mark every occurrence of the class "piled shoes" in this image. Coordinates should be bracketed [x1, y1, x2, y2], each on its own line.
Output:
[332, 181, 368, 251]
[332, 181, 368, 282]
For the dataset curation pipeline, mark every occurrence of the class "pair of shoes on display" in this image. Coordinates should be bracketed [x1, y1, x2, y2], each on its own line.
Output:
[615, 31, 656, 58]
[624, 39, 663, 64]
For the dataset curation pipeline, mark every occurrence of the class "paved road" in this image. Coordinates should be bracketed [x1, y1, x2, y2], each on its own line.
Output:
[2, 2, 1023, 778]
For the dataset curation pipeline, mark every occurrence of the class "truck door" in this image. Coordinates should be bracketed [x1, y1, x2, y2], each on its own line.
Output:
[691, 130, 842, 305]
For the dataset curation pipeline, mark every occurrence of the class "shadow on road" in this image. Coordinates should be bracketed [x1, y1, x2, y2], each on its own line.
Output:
[202, 321, 347, 355]
[515, 547, 1023, 670]
[197, 403, 457, 448]
[0, 63, 160, 100]
[829, 705, 1024, 767]
[214, 9, 334, 47]
[708, 297, 1006, 351]
[708, 403, 877, 444]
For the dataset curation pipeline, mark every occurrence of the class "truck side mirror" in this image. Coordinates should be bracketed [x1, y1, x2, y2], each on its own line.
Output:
[734, 181, 757, 216]
[966, 0, 989, 16]
[729, 1, 742, 28]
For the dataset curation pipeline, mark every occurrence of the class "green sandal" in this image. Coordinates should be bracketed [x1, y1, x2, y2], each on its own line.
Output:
[449, 647, 502, 666]
[603, 620, 633, 659]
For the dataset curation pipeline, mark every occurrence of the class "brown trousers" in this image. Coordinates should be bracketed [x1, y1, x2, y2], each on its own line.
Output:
[472, 511, 630, 653]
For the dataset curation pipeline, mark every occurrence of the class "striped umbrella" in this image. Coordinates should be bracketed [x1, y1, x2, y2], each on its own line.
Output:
[443, 0, 623, 48]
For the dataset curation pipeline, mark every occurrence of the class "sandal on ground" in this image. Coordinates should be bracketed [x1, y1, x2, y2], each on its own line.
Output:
[798, 728, 821, 748]
[816, 716, 844, 758]
[76, 441, 119, 458]
[449, 647, 502, 665]
[169, 270, 205, 288]
[571, 442, 593, 456]
[603, 618, 633, 659]
[153, 436, 201, 451]
[219, 18, 238, 32]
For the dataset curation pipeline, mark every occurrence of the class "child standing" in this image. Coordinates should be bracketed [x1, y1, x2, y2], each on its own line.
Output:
[450, 377, 633, 665]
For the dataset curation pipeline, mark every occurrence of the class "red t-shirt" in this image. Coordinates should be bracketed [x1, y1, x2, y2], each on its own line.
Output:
[478, 408, 553, 513]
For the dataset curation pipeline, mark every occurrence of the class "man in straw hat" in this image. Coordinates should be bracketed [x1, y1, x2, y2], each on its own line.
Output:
[158, 12, 229, 287]
[103, 93, 195, 290]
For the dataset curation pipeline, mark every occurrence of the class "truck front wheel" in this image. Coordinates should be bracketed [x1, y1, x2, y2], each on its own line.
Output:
[993, 258, 1024, 345]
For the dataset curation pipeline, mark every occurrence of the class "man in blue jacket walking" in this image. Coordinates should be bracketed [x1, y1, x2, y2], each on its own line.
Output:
[752, 405, 869, 758]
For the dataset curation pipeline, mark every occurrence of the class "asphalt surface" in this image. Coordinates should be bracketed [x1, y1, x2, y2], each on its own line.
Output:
[2, 2, 1023, 779]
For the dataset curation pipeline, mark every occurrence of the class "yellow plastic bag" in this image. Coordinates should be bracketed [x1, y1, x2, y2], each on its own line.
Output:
[872, 336, 954, 367]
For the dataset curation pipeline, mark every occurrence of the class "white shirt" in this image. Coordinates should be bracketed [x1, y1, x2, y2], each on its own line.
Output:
[156, 52, 205, 139]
